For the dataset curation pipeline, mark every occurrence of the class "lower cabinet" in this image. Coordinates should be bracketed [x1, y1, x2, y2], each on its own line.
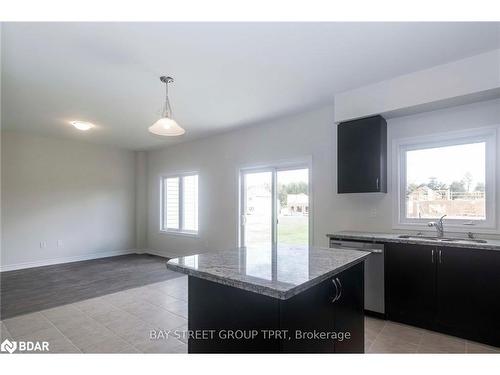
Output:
[333, 261, 365, 353]
[188, 262, 365, 353]
[281, 260, 365, 353]
[386, 243, 500, 347]
[386, 243, 436, 328]
[436, 246, 500, 347]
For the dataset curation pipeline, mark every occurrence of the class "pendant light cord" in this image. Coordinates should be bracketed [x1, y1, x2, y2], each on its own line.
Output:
[163, 81, 173, 119]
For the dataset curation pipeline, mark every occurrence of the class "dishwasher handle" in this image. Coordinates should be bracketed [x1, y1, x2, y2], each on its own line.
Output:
[330, 240, 384, 253]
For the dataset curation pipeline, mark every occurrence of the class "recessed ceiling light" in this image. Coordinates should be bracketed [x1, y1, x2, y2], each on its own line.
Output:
[70, 121, 94, 131]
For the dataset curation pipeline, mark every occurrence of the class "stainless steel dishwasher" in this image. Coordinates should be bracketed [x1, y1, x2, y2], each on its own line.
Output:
[329, 239, 385, 316]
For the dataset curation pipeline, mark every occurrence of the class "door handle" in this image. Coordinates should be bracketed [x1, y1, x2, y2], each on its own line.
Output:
[431, 249, 435, 263]
[336, 277, 342, 302]
[439, 249, 443, 264]
[331, 278, 339, 303]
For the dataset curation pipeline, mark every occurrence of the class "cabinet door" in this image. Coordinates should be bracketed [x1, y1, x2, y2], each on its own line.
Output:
[386, 243, 436, 329]
[333, 261, 365, 353]
[337, 115, 387, 193]
[280, 276, 336, 353]
[436, 247, 500, 347]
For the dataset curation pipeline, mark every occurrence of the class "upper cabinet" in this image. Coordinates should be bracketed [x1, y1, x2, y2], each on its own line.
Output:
[337, 115, 387, 193]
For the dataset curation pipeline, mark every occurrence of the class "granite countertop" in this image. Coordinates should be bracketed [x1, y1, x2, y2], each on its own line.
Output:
[166, 245, 370, 300]
[327, 231, 500, 251]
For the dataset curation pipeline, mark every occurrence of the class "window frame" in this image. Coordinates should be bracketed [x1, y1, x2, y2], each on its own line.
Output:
[393, 127, 497, 231]
[160, 171, 199, 236]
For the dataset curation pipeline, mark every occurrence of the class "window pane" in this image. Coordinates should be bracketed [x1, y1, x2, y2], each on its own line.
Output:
[277, 168, 309, 246]
[164, 177, 179, 229]
[182, 175, 198, 231]
[405, 142, 486, 220]
[243, 171, 273, 247]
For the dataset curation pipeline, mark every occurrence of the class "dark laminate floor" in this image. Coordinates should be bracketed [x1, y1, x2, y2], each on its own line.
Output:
[0, 254, 182, 319]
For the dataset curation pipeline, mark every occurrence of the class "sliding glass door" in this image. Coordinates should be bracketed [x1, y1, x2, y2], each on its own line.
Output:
[240, 165, 309, 248]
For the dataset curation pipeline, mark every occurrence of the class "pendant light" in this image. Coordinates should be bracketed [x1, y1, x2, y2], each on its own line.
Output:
[148, 76, 185, 136]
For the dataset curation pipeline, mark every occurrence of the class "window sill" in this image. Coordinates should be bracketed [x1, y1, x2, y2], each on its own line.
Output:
[159, 230, 199, 238]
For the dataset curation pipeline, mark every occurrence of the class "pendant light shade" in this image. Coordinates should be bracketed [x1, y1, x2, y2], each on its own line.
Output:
[149, 76, 185, 136]
[148, 117, 185, 136]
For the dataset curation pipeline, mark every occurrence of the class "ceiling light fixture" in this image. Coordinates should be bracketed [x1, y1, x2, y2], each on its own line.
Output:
[70, 121, 94, 131]
[148, 76, 185, 136]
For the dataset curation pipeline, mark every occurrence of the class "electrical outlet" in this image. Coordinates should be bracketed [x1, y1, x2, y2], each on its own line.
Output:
[40, 241, 47, 249]
[57, 240, 63, 248]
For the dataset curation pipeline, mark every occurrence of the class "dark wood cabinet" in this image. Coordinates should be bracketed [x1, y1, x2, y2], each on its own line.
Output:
[282, 261, 365, 353]
[337, 115, 387, 193]
[188, 261, 365, 353]
[386, 243, 500, 347]
[333, 261, 365, 353]
[386, 243, 436, 329]
[435, 246, 474, 337]
[436, 246, 500, 347]
[188, 276, 281, 353]
[280, 272, 337, 353]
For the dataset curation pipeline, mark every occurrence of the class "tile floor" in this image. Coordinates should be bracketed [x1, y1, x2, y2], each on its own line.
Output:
[1, 276, 188, 353]
[1, 275, 498, 354]
[365, 315, 499, 353]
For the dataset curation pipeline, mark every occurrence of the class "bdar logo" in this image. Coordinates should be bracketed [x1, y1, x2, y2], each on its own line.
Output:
[1, 339, 17, 354]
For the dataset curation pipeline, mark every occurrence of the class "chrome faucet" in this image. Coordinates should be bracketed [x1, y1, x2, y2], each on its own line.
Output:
[428, 215, 447, 238]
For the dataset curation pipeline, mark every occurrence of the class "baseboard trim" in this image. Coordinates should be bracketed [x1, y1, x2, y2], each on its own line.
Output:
[0, 249, 138, 272]
[142, 248, 178, 259]
[365, 309, 387, 320]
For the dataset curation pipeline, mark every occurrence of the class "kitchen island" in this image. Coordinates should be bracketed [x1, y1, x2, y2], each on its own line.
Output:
[167, 245, 370, 353]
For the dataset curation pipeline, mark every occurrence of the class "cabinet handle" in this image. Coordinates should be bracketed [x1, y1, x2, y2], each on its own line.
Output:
[331, 278, 339, 303]
[431, 249, 435, 263]
[439, 249, 443, 264]
[376, 177, 379, 190]
[336, 277, 342, 302]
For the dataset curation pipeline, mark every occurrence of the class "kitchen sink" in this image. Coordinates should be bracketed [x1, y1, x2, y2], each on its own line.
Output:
[397, 235, 487, 244]
[397, 235, 454, 241]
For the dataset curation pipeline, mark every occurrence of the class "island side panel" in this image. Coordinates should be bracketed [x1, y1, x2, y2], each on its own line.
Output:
[188, 276, 281, 353]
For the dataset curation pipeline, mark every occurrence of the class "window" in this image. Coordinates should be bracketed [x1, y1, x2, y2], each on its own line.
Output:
[395, 128, 496, 229]
[161, 173, 198, 234]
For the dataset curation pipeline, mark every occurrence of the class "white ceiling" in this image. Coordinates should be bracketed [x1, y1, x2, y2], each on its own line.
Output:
[2, 22, 499, 150]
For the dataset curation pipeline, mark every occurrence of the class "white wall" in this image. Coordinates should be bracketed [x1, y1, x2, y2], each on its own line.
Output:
[147, 98, 500, 258]
[0, 24, 3, 261]
[348, 98, 500, 234]
[147, 105, 338, 258]
[335, 49, 500, 122]
[1, 131, 137, 270]
[3, 93, 498, 267]
[135, 151, 148, 250]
